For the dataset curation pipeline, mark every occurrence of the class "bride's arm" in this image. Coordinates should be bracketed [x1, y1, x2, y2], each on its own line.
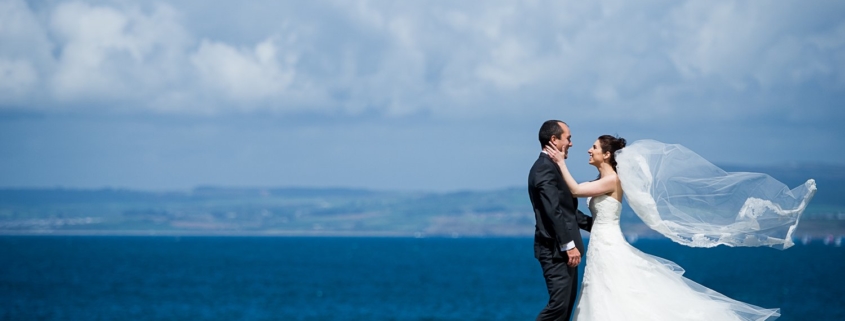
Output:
[543, 145, 616, 198]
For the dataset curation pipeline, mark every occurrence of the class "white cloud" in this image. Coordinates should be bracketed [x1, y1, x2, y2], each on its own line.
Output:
[49, 2, 190, 103]
[0, 0, 840, 122]
[0, 0, 52, 60]
[667, 1, 845, 90]
[0, 58, 37, 96]
[190, 38, 297, 104]
[0, 0, 52, 102]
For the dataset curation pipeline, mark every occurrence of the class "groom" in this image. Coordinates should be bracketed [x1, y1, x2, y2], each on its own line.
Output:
[528, 120, 593, 321]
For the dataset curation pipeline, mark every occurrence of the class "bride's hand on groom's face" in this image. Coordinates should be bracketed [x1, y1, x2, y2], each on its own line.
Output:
[544, 144, 566, 164]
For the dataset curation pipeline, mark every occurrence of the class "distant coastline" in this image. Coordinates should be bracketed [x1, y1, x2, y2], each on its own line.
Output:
[1, 163, 843, 243]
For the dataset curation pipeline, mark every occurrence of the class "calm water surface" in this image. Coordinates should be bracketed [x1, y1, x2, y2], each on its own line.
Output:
[1, 236, 842, 320]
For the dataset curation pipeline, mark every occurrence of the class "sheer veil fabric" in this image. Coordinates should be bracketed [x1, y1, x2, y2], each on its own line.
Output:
[615, 140, 817, 249]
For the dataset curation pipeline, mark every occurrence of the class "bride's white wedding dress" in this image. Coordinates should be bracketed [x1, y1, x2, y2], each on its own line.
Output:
[572, 194, 780, 321]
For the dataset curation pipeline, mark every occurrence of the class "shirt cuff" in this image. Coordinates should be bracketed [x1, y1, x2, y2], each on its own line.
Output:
[561, 241, 575, 251]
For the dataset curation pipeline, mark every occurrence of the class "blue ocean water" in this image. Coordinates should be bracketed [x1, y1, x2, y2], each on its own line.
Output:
[1, 236, 842, 321]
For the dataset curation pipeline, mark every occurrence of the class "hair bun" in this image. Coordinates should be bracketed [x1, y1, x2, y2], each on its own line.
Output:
[597, 134, 627, 172]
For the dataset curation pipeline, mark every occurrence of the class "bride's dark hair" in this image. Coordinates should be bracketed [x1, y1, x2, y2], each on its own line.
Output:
[598, 135, 627, 172]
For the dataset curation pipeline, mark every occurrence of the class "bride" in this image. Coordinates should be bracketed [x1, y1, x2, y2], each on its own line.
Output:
[542, 135, 815, 321]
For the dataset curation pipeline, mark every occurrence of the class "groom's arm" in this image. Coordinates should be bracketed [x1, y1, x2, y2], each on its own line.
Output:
[576, 209, 593, 232]
[535, 163, 575, 248]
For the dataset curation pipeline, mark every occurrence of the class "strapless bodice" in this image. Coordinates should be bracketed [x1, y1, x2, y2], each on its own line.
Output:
[589, 195, 622, 225]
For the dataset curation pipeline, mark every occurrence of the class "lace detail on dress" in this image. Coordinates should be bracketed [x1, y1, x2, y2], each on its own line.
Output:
[589, 195, 622, 225]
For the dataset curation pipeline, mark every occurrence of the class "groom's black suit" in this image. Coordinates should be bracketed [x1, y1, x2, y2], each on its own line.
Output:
[528, 153, 593, 321]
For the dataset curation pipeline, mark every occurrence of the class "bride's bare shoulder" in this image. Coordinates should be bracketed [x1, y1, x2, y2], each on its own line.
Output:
[608, 173, 623, 201]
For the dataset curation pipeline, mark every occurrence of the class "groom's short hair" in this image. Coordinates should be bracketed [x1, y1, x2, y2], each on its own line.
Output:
[539, 120, 566, 147]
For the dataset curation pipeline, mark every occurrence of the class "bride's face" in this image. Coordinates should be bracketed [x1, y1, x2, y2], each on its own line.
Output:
[587, 139, 607, 166]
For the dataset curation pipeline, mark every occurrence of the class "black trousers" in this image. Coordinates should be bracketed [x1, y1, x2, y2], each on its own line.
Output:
[535, 240, 579, 321]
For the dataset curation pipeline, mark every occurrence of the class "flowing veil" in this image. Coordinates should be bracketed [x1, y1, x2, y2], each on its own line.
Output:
[616, 140, 817, 250]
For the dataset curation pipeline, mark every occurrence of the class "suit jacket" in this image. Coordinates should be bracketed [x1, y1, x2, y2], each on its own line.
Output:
[528, 153, 593, 258]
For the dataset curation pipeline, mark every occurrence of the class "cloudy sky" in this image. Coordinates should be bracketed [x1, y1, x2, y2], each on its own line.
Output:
[1, 0, 843, 192]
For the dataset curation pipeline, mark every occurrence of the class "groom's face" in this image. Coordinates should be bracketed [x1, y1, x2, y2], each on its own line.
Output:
[555, 123, 572, 159]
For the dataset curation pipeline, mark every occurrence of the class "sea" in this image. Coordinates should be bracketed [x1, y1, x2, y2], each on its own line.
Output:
[1, 236, 843, 321]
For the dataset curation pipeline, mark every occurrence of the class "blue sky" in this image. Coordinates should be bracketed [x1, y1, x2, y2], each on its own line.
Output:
[0, 0, 843, 191]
